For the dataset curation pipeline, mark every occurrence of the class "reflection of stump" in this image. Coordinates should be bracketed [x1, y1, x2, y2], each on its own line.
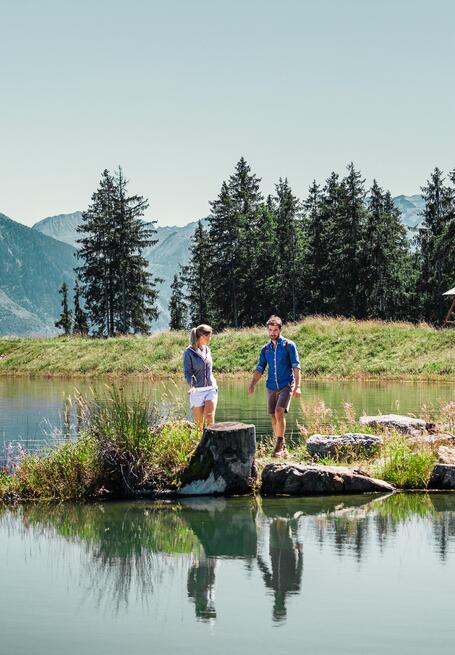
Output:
[179, 422, 256, 496]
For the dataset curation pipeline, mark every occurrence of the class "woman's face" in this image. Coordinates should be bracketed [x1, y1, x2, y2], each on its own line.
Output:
[199, 332, 212, 346]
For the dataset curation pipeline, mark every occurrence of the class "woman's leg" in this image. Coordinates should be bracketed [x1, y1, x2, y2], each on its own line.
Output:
[192, 405, 205, 431]
[203, 398, 217, 427]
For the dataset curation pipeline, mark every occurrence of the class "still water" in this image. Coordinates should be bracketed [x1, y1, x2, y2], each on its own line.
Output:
[0, 376, 454, 459]
[1, 493, 454, 654]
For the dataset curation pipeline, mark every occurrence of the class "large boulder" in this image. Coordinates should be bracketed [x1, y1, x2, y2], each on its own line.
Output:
[307, 433, 382, 459]
[261, 463, 394, 496]
[359, 414, 431, 437]
[427, 464, 455, 489]
[178, 422, 256, 496]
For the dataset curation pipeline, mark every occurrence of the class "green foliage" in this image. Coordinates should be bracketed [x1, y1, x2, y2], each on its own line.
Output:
[76, 167, 160, 336]
[72, 280, 89, 335]
[373, 435, 436, 489]
[168, 272, 187, 330]
[417, 167, 455, 323]
[1, 317, 455, 378]
[182, 221, 213, 326]
[55, 282, 72, 335]
[13, 435, 100, 500]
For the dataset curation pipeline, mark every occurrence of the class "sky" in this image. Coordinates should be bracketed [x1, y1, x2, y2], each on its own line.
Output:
[1, 0, 455, 227]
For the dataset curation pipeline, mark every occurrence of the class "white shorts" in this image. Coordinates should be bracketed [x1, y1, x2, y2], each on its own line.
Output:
[189, 386, 218, 408]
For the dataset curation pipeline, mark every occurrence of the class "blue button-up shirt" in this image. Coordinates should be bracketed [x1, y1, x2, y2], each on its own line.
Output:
[255, 336, 301, 390]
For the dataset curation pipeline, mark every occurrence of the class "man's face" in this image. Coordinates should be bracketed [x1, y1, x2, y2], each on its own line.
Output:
[267, 323, 281, 341]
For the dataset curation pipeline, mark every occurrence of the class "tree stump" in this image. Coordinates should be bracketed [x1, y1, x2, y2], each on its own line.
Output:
[178, 422, 256, 496]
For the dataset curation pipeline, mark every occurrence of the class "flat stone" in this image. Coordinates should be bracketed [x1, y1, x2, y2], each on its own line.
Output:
[359, 414, 430, 436]
[428, 464, 455, 489]
[307, 433, 382, 459]
[178, 422, 256, 496]
[410, 433, 455, 447]
[437, 445, 455, 465]
[261, 463, 394, 496]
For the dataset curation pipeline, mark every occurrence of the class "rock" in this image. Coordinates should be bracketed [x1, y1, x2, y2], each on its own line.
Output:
[306, 433, 382, 459]
[261, 463, 394, 496]
[359, 414, 430, 437]
[428, 464, 455, 489]
[178, 422, 256, 496]
[437, 445, 455, 465]
[410, 433, 455, 448]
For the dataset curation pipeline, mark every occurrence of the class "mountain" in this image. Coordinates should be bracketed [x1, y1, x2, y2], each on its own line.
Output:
[392, 194, 425, 232]
[0, 213, 77, 335]
[32, 211, 83, 248]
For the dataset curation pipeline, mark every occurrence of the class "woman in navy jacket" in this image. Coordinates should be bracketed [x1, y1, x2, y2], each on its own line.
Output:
[183, 324, 218, 430]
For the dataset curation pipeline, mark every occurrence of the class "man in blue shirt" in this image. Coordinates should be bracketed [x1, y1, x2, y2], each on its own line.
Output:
[248, 315, 301, 457]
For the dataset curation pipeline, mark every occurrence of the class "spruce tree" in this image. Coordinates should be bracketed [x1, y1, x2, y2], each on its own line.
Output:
[208, 158, 262, 328]
[359, 181, 411, 319]
[417, 167, 455, 322]
[332, 163, 367, 316]
[55, 282, 72, 335]
[182, 221, 213, 326]
[72, 281, 89, 335]
[76, 168, 160, 336]
[168, 272, 187, 330]
[270, 178, 303, 321]
[113, 167, 161, 334]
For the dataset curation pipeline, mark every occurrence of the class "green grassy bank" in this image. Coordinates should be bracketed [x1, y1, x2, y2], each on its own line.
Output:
[1, 317, 455, 379]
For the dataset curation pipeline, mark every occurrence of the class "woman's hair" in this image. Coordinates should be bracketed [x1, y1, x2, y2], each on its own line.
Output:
[190, 324, 213, 348]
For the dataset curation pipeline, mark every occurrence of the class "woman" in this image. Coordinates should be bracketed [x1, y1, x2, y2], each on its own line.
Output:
[183, 324, 218, 430]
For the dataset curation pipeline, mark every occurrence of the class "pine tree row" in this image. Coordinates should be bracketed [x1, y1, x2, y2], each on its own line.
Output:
[172, 158, 455, 329]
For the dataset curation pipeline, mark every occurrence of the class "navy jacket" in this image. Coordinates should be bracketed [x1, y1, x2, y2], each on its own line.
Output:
[256, 336, 300, 390]
[183, 346, 216, 388]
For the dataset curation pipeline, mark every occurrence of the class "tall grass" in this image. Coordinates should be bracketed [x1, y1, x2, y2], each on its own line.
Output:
[1, 386, 199, 501]
[1, 317, 455, 379]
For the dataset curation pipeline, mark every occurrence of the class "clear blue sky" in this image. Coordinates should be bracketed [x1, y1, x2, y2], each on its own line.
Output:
[1, 0, 455, 227]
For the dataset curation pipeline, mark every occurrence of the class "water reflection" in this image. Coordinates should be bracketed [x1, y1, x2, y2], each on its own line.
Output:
[3, 494, 455, 625]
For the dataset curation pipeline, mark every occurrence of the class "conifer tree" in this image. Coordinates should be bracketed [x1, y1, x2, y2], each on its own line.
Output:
[76, 168, 160, 336]
[168, 272, 187, 330]
[208, 158, 262, 328]
[417, 167, 455, 322]
[113, 167, 161, 334]
[270, 178, 303, 320]
[55, 282, 72, 335]
[359, 181, 411, 319]
[72, 281, 89, 335]
[332, 163, 367, 316]
[182, 221, 213, 326]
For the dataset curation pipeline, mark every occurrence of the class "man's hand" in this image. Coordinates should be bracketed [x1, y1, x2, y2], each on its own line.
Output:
[248, 384, 255, 396]
[293, 386, 301, 399]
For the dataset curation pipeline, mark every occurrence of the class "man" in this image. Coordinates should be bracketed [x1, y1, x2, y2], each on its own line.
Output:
[248, 315, 301, 457]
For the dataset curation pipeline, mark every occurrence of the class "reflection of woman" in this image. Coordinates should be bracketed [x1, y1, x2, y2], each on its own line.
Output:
[183, 324, 218, 430]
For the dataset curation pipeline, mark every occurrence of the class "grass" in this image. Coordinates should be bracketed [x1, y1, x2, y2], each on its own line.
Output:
[0, 387, 199, 501]
[1, 316, 455, 379]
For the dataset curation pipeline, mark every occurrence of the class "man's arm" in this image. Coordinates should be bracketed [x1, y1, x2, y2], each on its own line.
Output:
[293, 367, 301, 398]
[248, 347, 267, 395]
[248, 369, 263, 395]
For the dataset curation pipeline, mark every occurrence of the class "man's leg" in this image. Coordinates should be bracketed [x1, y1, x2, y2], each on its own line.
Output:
[273, 406, 287, 456]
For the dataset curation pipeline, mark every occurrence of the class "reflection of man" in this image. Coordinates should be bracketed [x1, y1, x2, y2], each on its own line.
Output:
[187, 554, 217, 621]
[257, 517, 303, 622]
[248, 315, 301, 457]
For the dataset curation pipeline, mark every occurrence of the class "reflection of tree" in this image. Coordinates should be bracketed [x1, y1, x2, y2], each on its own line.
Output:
[257, 517, 303, 622]
[187, 554, 217, 621]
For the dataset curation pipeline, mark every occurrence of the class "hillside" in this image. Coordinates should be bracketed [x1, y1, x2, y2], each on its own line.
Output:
[0, 213, 77, 336]
[0, 317, 454, 379]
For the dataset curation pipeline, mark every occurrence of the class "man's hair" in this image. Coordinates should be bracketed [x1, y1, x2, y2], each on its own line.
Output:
[266, 315, 282, 328]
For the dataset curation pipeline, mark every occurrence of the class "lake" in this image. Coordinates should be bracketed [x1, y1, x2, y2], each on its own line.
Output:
[1, 493, 454, 654]
[0, 376, 454, 461]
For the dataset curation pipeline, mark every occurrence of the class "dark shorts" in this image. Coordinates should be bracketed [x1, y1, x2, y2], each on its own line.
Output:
[267, 385, 293, 414]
